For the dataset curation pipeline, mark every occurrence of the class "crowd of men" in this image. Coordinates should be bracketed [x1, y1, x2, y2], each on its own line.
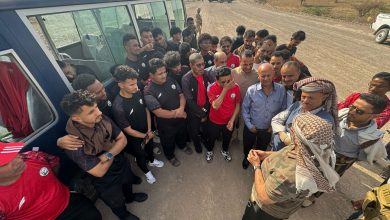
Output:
[1, 15, 390, 220]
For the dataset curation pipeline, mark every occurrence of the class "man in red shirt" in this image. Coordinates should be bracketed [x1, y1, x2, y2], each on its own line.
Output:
[0, 142, 101, 220]
[206, 67, 241, 162]
[220, 36, 240, 69]
[338, 72, 390, 129]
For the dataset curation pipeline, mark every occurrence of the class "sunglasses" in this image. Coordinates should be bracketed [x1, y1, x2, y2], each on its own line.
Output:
[348, 105, 375, 115]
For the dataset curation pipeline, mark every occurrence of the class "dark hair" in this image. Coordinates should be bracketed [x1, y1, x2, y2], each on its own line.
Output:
[372, 72, 390, 86]
[110, 64, 120, 75]
[292, 30, 306, 41]
[182, 28, 193, 38]
[72, 74, 97, 90]
[179, 42, 191, 56]
[256, 29, 269, 38]
[113, 65, 139, 82]
[263, 35, 277, 44]
[215, 66, 232, 80]
[149, 58, 166, 74]
[236, 25, 246, 35]
[164, 51, 181, 69]
[275, 44, 289, 51]
[56, 60, 66, 69]
[211, 36, 219, 45]
[241, 49, 254, 58]
[61, 90, 97, 116]
[243, 29, 255, 38]
[170, 26, 182, 37]
[186, 17, 194, 23]
[271, 49, 290, 61]
[359, 93, 388, 114]
[152, 27, 164, 39]
[220, 36, 233, 45]
[140, 27, 151, 35]
[198, 33, 212, 46]
[123, 33, 137, 46]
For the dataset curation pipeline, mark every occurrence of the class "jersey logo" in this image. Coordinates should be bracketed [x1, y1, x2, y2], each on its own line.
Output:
[230, 93, 236, 99]
[208, 60, 212, 65]
[141, 62, 146, 67]
[129, 108, 134, 115]
[158, 93, 162, 98]
[171, 84, 176, 90]
[18, 196, 25, 210]
[107, 100, 112, 107]
[139, 99, 143, 104]
[39, 167, 49, 176]
[231, 64, 235, 68]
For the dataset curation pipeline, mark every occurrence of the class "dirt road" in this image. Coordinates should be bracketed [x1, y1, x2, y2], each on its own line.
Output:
[96, 1, 390, 220]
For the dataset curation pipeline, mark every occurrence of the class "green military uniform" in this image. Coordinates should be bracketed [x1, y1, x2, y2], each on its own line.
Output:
[250, 145, 309, 219]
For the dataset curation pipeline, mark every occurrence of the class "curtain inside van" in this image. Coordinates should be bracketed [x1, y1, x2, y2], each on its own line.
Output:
[0, 61, 33, 138]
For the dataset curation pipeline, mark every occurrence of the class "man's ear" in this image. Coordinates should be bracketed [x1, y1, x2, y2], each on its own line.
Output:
[118, 82, 124, 89]
[71, 115, 82, 123]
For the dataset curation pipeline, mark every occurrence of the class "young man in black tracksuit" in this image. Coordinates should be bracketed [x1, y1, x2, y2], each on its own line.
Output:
[181, 53, 215, 153]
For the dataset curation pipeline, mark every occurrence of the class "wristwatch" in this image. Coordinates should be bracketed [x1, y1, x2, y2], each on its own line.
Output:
[104, 152, 113, 161]
[253, 165, 261, 171]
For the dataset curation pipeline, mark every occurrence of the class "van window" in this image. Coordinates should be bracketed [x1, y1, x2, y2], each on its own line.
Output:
[0, 53, 54, 143]
[133, 2, 170, 37]
[166, 0, 185, 29]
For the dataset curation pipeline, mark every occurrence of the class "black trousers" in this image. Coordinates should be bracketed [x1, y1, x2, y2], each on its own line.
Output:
[158, 119, 187, 160]
[125, 137, 154, 173]
[243, 126, 272, 158]
[242, 201, 282, 220]
[56, 193, 102, 220]
[187, 113, 208, 152]
[207, 121, 233, 152]
[93, 153, 135, 219]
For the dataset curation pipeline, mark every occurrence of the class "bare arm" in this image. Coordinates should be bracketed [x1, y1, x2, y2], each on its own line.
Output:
[57, 135, 84, 151]
[123, 126, 146, 139]
[153, 108, 176, 119]
[212, 88, 228, 110]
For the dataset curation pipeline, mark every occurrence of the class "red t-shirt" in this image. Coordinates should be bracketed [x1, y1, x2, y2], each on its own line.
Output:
[227, 53, 240, 69]
[338, 92, 390, 129]
[208, 82, 241, 124]
[0, 151, 69, 220]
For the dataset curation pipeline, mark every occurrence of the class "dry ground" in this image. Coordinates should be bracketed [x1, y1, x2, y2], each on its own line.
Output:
[97, 1, 390, 219]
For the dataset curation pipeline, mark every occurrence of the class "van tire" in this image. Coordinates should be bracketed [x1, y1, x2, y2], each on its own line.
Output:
[375, 28, 389, 43]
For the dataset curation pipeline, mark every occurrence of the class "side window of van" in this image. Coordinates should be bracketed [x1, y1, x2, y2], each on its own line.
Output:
[0, 53, 54, 143]
[28, 6, 137, 83]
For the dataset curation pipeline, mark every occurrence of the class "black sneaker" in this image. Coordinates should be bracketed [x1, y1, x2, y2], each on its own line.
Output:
[125, 192, 148, 203]
[242, 158, 249, 169]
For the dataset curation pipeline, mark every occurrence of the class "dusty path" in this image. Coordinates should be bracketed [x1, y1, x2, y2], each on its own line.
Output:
[96, 1, 390, 220]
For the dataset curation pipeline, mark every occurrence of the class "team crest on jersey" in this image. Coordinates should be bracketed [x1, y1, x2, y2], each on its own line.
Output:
[107, 100, 112, 107]
[158, 93, 162, 98]
[139, 99, 143, 104]
[231, 64, 235, 68]
[129, 108, 134, 115]
[171, 84, 176, 90]
[39, 167, 49, 176]
[141, 62, 146, 67]
[208, 60, 212, 65]
[230, 93, 236, 99]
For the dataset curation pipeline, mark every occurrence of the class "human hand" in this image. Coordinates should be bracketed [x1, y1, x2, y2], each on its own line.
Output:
[247, 150, 261, 166]
[249, 127, 257, 133]
[223, 79, 235, 90]
[227, 120, 234, 131]
[279, 131, 291, 145]
[143, 43, 154, 51]
[57, 135, 83, 150]
[253, 150, 270, 161]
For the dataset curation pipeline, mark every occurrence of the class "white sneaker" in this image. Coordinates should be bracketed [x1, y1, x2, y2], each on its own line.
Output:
[148, 159, 164, 168]
[145, 171, 156, 184]
[206, 151, 214, 162]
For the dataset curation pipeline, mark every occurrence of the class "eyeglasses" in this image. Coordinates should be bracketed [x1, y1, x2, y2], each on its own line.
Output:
[348, 105, 375, 115]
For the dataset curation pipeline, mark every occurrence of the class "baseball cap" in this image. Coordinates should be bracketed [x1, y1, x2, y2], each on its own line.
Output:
[0, 142, 24, 166]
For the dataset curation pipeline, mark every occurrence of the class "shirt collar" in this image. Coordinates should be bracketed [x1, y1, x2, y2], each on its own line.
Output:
[255, 82, 275, 91]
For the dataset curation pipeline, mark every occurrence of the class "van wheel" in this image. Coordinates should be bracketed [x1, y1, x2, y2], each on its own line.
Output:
[375, 28, 389, 43]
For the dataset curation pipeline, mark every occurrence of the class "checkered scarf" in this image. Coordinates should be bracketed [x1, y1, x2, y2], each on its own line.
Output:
[293, 77, 338, 129]
[292, 113, 340, 196]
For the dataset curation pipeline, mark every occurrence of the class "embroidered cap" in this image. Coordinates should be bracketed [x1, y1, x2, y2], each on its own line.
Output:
[0, 142, 24, 166]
